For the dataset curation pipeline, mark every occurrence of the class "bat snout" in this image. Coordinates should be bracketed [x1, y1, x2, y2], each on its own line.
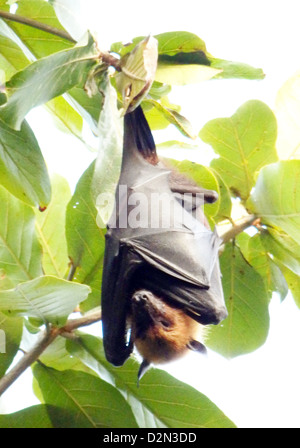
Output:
[132, 290, 155, 303]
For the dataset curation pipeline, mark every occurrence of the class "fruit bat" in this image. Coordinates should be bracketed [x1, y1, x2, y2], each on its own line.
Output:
[101, 105, 227, 381]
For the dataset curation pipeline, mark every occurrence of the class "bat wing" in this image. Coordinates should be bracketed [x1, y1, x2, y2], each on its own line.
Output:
[101, 106, 227, 366]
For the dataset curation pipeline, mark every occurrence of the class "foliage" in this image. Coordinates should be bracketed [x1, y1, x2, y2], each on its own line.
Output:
[0, 0, 299, 429]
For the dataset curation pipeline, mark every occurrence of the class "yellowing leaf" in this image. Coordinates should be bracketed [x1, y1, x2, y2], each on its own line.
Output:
[115, 35, 158, 113]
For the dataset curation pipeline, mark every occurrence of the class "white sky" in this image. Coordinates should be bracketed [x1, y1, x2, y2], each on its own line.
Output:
[1, 0, 300, 429]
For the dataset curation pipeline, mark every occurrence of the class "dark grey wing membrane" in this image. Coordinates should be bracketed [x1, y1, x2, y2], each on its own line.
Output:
[101, 106, 227, 367]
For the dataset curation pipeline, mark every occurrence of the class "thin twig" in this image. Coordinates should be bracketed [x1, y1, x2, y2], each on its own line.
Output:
[0, 10, 122, 70]
[0, 309, 102, 396]
[0, 10, 76, 43]
[220, 214, 258, 244]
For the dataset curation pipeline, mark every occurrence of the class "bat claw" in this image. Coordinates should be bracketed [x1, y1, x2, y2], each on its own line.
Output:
[137, 359, 150, 387]
[187, 339, 207, 355]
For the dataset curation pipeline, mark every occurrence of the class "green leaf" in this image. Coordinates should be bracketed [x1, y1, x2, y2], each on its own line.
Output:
[0, 312, 23, 377]
[33, 363, 139, 428]
[210, 58, 265, 80]
[210, 170, 232, 222]
[156, 31, 208, 56]
[0, 405, 54, 428]
[92, 82, 123, 226]
[35, 174, 71, 278]
[0, 118, 51, 208]
[66, 334, 236, 429]
[45, 95, 84, 142]
[0, 276, 90, 325]
[237, 232, 288, 301]
[0, 185, 43, 289]
[0, 27, 30, 79]
[144, 98, 196, 138]
[39, 335, 88, 371]
[280, 266, 300, 308]
[113, 31, 263, 82]
[6, 0, 73, 58]
[200, 100, 278, 200]
[155, 32, 220, 84]
[66, 84, 104, 128]
[0, 32, 98, 130]
[66, 161, 106, 312]
[260, 228, 300, 276]
[248, 160, 300, 245]
[207, 243, 270, 358]
[163, 158, 220, 219]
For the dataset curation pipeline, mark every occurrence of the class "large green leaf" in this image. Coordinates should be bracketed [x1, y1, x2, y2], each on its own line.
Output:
[0, 185, 43, 289]
[92, 82, 123, 226]
[0, 32, 98, 130]
[207, 243, 270, 358]
[66, 161, 106, 311]
[35, 174, 71, 278]
[248, 160, 300, 246]
[112, 31, 264, 81]
[0, 312, 23, 377]
[33, 363, 139, 428]
[200, 100, 278, 201]
[0, 276, 90, 325]
[0, 118, 51, 208]
[155, 32, 221, 84]
[6, 0, 73, 58]
[66, 334, 236, 428]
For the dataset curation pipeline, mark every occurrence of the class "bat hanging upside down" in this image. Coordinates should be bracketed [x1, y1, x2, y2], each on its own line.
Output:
[101, 105, 228, 383]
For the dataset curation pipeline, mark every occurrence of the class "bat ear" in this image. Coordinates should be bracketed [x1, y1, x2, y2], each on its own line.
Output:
[187, 340, 207, 355]
[137, 359, 150, 387]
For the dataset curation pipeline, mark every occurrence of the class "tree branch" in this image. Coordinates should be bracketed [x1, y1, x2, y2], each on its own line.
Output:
[0, 10, 121, 70]
[0, 309, 101, 397]
[0, 326, 57, 397]
[220, 214, 258, 244]
[0, 10, 76, 43]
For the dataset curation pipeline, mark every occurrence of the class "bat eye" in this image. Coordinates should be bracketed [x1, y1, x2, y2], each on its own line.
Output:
[160, 319, 171, 329]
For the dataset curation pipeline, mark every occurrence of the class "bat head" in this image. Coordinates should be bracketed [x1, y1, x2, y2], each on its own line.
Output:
[129, 289, 207, 383]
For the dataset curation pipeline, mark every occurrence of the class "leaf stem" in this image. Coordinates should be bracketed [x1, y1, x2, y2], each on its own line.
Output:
[220, 214, 258, 244]
[0, 10, 76, 43]
[0, 309, 101, 396]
